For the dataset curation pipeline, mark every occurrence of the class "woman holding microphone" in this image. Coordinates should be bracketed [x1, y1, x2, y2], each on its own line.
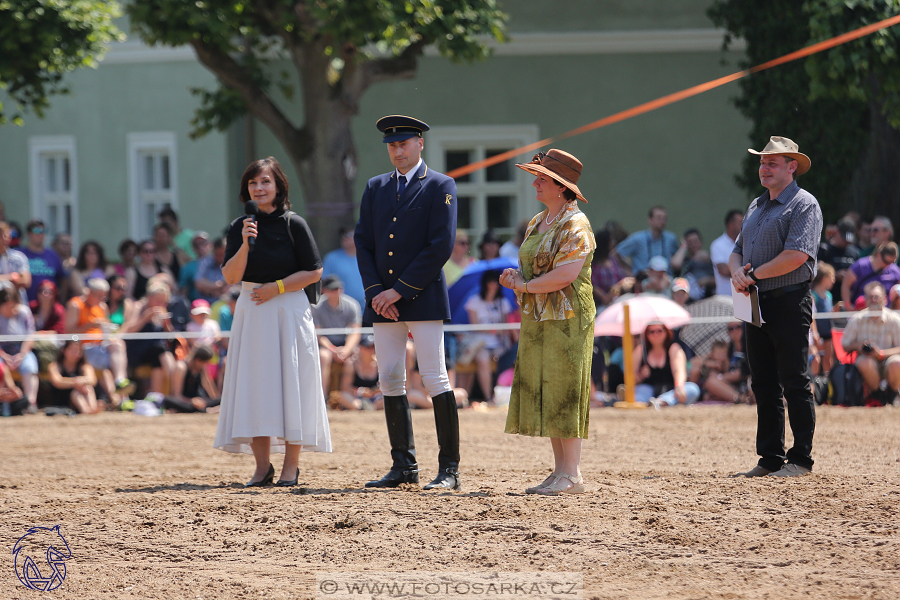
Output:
[214, 157, 331, 487]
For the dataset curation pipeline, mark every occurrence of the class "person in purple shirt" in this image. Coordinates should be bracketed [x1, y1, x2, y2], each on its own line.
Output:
[20, 220, 64, 302]
[841, 242, 900, 310]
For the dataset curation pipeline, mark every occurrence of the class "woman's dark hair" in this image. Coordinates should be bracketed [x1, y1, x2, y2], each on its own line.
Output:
[593, 229, 612, 263]
[57, 340, 85, 370]
[239, 157, 291, 210]
[75, 240, 108, 272]
[0, 285, 16, 305]
[118, 238, 138, 256]
[479, 270, 502, 300]
[189, 344, 215, 363]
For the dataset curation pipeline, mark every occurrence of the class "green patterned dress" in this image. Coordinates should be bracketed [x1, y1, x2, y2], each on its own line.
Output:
[505, 204, 595, 439]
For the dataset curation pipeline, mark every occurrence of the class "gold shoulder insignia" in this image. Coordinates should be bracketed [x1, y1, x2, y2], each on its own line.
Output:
[445, 194, 452, 205]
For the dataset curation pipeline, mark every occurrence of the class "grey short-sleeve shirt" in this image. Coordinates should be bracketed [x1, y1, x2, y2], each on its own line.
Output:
[732, 180, 823, 292]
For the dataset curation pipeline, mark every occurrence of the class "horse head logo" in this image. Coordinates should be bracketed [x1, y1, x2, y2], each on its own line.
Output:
[13, 525, 72, 591]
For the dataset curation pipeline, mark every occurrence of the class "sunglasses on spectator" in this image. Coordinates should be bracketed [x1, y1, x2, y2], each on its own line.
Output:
[30, 227, 46, 234]
[456, 240, 470, 246]
[141, 247, 155, 254]
[647, 328, 666, 335]
[727, 325, 743, 332]
[113, 285, 128, 291]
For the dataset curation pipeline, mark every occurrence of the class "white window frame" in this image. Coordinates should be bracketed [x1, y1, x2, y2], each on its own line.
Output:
[127, 131, 179, 241]
[28, 135, 79, 244]
[425, 125, 539, 240]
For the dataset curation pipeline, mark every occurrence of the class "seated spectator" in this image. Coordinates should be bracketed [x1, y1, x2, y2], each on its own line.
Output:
[0, 361, 26, 416]
[614, 206, 678, 275]
[157, 207, 195, 262]
[335, 333, 381, 411]
[840, 281, 900, 405]
[163, 345, 221, 413]
[641, 256, 672, 296]
[51, 233, 75, 301]
[457, 270, 513, 403]
[106, 274, 135, 332]
[21, 219, 64, 303]
[149, 271, 191, 333]
[69, 240, 114, 300]
[311, 275, 361, 399]
[122, 281, 177, 395]
[47, 340, 101, 414]
[114, 239, 138, 278]
[591, 229, 630, 309]
[0, 285, 39, 411]
[187, 299, 221, 349]
[670, 228, 715, 299]
[177, 232, 210, 301]
[631, 321, 701, 407]
[443, 230, 476, 287]
[126, 240, 172, 301]
[671, 278, 690, 307]
[841, 242, 900, 310]
[29, 280, 66, 334]
[321, 228, 366, 311]
[0, 222, 32, 303]
[152, 222, 183, 283]
[406, 339, 468, 409]
[689, 333, 749, 403]
[858, 215, 893, 258]
[811, 263, 836, 375]
[193, 236, 227, 303]
[817, 218, 859, 293]
[890, 284, 900, 311]
[478, 230, 502, 261]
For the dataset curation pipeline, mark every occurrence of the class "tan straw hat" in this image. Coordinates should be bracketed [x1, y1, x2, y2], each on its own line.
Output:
[515, 149, 586, 202]
[748, 136, 811, 175]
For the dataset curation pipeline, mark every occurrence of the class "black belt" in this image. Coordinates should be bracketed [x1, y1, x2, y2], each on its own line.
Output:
[758, 282, 809, 300]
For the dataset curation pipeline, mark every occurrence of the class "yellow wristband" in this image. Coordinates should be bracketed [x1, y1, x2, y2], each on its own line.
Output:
[276, 280, 285, 294]
[523, 281, 528, 294]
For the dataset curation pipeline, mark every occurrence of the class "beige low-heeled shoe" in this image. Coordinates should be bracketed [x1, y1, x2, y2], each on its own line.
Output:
[525, 472, 560, 494]
[535, 473, 585, 495]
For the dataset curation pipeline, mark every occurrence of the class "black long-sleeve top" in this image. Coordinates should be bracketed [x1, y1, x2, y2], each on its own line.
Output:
[224, 208, 321, 284]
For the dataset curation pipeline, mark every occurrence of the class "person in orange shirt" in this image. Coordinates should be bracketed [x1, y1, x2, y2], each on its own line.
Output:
[64, 278, 134, 408]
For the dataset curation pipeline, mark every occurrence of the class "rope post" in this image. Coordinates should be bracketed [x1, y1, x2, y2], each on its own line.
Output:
[615, 302, 645, 409]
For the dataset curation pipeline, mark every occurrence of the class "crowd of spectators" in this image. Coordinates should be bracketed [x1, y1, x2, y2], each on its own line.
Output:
[1, 203, 898, 416]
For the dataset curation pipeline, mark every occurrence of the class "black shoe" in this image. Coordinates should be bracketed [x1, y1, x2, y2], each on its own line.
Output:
[423, 469, 461, 491]
[245, 464, 275, 488]
[275, 468, 299, 487]
[365, 468, 419, 488]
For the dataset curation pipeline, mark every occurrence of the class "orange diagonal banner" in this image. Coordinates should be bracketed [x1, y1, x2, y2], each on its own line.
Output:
[446, 13, 900, 180]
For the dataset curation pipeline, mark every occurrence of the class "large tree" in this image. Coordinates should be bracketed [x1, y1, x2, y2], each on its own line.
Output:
[0, 0, 124, 125]
[128, 0, 508, 245]
[708, 0, 900, 224]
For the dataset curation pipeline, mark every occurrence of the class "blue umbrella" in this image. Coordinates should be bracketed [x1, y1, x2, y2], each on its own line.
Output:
[447, 257, 518, 324]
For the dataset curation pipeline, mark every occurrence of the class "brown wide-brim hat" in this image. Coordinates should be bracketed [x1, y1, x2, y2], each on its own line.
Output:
[515, 149, 586, 202]
[748, 136, 811, 175]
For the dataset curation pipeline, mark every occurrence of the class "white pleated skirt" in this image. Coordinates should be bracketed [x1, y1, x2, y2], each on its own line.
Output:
[214, 281, 332, 454]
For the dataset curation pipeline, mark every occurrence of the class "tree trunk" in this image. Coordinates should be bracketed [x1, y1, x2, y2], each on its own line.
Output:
[847, 104, 900, 224]
[289, 47, 359, 253]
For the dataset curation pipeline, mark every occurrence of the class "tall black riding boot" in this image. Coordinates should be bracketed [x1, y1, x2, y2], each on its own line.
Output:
[365, 395, 419, 488]
[423, 390, 461, 490]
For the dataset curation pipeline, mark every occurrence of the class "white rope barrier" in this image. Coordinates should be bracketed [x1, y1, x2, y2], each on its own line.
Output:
[0, 310, 866, 344]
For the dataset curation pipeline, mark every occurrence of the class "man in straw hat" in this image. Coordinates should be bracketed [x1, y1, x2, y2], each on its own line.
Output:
[729, 136, 823, 478]
[354, 115, 462, 490]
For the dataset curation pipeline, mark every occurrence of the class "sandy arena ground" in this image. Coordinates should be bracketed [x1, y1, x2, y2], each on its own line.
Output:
[1, 404, 899, 599]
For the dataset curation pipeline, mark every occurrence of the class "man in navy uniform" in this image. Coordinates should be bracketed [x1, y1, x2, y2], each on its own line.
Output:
[354, 115, 461, 490]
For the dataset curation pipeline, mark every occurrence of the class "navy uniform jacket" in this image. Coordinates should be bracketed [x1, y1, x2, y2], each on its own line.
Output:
[354, 162, 457, 323]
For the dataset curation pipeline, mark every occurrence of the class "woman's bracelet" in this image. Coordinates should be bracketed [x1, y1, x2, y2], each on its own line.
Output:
[276, 279, 285, 294]
[523, 280, 528, 294]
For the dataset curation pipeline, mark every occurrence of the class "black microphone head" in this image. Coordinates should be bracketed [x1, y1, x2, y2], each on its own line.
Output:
[244, 200, 259, 216]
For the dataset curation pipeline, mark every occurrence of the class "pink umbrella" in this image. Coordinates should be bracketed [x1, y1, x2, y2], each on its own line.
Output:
[594, 294, 691, 336]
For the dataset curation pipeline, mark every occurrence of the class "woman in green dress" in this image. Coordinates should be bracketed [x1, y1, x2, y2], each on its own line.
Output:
[500, 149, 596, 496]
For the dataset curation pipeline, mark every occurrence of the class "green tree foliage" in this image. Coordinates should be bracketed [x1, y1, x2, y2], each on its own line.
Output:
[0, 0, 124, 125]
[127, 0, 508, 244]
[707, 0, 871, 223]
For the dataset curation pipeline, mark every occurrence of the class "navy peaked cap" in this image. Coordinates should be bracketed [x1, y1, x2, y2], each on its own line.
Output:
[376, 115, 429, 143]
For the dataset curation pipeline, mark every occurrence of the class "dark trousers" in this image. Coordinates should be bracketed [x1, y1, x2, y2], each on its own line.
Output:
[745, 289, 815, 471]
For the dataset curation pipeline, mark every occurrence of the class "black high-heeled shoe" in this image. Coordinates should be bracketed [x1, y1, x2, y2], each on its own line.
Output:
[275, 468, 299, 487]
[245, 464, 275, 488]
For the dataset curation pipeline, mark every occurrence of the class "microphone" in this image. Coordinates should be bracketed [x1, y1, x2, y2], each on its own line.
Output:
[244, 200, 258, 251]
